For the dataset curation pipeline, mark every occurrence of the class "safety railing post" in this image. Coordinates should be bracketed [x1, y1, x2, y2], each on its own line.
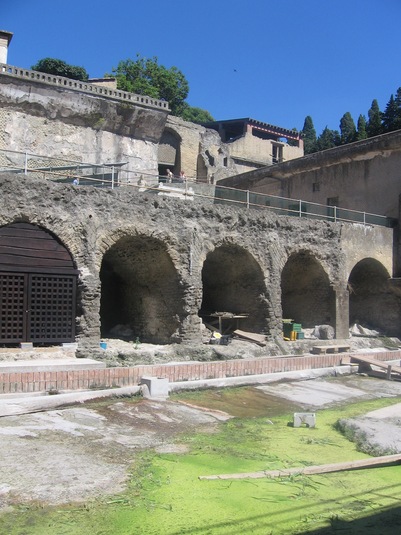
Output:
[247, 190, 250, 209]
[24, 152, 28, 175]
[111, 166, 115, 189]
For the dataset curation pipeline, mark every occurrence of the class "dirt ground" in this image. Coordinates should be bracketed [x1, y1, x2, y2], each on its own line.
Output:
[0, 373, 401, 512]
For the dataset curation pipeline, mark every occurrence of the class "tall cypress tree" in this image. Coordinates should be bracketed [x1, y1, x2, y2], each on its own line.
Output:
[340, 112, 356, 144]
[301, 116, 317, 154]
[382, 94, 399, 133]
[394, 87, 401, 130]
[356, 114, 368, 141]
[316, 127, 340, 151]
[366, 99, 382, 137]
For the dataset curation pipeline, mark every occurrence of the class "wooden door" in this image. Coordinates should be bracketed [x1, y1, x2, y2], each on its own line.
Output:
[0, 223, 78, 345]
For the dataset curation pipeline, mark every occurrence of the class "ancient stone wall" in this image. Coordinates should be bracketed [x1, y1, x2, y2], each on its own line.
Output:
[163, 115, 238, 182]
[0, 70, 298, 187]
[0, 71, 169, 178]
[0, 172, 396, 350]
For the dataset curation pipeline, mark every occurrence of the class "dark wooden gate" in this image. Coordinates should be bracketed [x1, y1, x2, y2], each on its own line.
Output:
[0, 223, 78, 345]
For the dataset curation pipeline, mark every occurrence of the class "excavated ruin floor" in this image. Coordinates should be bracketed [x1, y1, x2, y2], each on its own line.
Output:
[0, 372, 401, 511]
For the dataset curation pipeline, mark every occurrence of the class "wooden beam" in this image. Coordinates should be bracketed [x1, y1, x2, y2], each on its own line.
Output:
[233, 329, 266, 346]
[199, 453, 401, 480]
[351, 355, 401, 375]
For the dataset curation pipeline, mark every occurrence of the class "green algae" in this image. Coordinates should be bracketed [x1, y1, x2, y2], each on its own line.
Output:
[1, 389, 401, 535]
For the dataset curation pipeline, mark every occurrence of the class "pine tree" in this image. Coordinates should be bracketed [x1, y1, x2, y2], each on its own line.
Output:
[340, 112, 356, 144]
[356, 115, 368, 141]
[382, 94, 399, 133]
[366, 99, 382, 137]
[301, 116, 317, 154]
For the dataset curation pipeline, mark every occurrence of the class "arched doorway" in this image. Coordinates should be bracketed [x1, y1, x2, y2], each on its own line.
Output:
[348, 258, 400, 336]
[158, 129, 181, 180]
[100, 236, 184, 344]
[200, 244, 268, 333]
[281, 252, 335, 328]
[0, 222, 77, 345]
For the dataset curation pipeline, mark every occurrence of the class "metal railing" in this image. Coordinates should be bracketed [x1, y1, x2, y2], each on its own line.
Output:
[212, 186, 395, 227]
[0, 149, 395, 228]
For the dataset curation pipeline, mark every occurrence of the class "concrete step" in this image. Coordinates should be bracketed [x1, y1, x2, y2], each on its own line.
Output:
[0, 358, 106, 373]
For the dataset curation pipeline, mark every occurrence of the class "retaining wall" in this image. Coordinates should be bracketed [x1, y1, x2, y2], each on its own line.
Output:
[0, 350, 399, 394]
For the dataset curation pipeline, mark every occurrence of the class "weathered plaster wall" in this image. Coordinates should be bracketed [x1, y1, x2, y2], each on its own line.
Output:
[340, 224, 394, 278]
[0, 73, 168, 176]
[164, 115, 236, 182]
[0, 70, 303, 187]
[219, 130, 401, 220]
[228, 134, 302, 166]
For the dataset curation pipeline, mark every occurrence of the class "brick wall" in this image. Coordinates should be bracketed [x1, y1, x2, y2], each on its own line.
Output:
[0, 350, 399, 394]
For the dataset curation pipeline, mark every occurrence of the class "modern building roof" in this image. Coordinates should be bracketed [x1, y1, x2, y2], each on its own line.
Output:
[203, 117, 301, 141]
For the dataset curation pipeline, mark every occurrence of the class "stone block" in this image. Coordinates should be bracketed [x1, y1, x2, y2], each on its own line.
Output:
[293, 412, 316, 428]
[140, 375, 169, 400]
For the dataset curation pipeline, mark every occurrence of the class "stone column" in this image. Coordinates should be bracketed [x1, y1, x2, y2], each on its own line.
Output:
[335, 287, 349, 339]
[0, 30, 13, 65]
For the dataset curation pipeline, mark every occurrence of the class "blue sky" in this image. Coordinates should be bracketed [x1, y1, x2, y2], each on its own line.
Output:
[3, 0, 401, 135]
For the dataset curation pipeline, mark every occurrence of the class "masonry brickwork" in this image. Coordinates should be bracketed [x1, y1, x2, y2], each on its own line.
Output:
[0, 350, 398, 394]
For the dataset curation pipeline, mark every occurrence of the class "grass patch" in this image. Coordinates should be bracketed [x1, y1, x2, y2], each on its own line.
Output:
[1, 390, 401, 534]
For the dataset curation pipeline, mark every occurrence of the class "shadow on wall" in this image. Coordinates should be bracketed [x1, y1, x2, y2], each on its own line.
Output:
[349, 257, 401, 337]
[281, 252, 335, 329]
[100, 235, 185, 344]
[199, 244, 269, 334]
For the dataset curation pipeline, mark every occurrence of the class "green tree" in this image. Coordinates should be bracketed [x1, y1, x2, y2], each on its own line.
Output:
[382, 94, 399, 133]
[395, 87, 401, 131]
[180, 104, 214, 124]
[366, 99, 382, 137]
[31, 58, 89, 81]
[339, 112, 356, 144]
[316, 127, 340, 151]
[108, 55, 189, 116]
[301, 116, 317, 154]
[355, 114, 368, 141]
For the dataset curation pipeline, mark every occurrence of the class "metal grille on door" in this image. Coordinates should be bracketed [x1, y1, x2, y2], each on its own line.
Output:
[0, 222, 78, 345]
[0, 273, 26, 342]
[29, 275, 76, 342]
[0, 273, 76, 343]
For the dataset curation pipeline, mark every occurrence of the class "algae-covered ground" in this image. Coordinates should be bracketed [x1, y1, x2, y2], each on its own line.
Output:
[1, 386, 401, 535]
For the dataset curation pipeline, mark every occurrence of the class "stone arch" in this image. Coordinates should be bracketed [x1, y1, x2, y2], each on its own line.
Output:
[196, 154, 208, 183]
[99, 234, 185, 344]
[199, 243, 268, 333]
[0, 222, 78, 345]
[281, 251, 335, 328]
[348, 258, 400, 336]
[158, 128, 182, 179]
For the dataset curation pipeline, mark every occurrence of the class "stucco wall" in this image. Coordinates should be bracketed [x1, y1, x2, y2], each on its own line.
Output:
[164, 115, 237, 182]
[0, 72, 169, 178]
[340, 224, 394, 278]
[228, 133, 303, 166]
[219, 130, 401, 220]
